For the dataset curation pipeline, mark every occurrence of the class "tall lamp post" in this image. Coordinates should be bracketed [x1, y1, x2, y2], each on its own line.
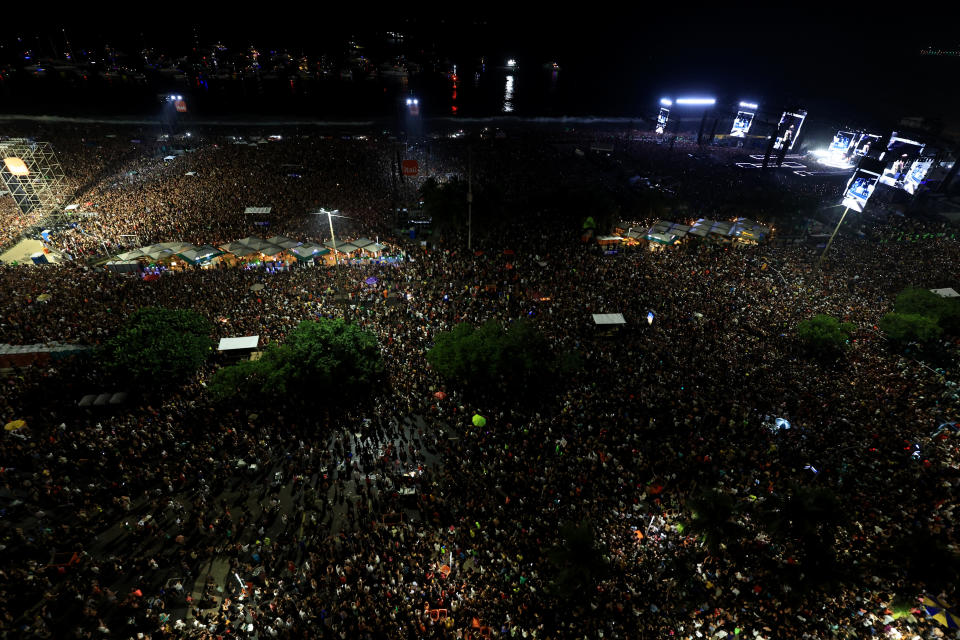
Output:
[309, 208, 348, 266]
[817, 206, 850, 267]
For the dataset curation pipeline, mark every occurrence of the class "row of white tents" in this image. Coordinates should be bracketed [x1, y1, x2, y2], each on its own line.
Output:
[110, 235, 387, 266]
[617, 218, 771, 245]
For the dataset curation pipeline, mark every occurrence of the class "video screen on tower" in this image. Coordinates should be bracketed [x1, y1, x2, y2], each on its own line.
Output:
[853, 133, 880, 157]
[773, 111, 806, 150]
[829, 131, 855, 155]
[841, 168, 881, 212]
[730, 111, 755, 137]
[655, 107, 670, 134]
[879, 133, 926, 191]
[903, 155, 934, 195]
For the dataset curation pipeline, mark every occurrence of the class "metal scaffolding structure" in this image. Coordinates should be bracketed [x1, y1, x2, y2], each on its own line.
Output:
[0, 138, 66, 216]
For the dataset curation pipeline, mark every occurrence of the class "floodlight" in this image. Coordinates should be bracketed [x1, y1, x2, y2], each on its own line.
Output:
[413, 99, 418, 105]
[739, 101, 758, 110]
[3, 157, 29, 176]
[177, 95, 182, 100]
[660, 98, 672, 106]
[507, 59, 516, 67]
[406, 98, 412, 105]
[675, 98, 715, 105]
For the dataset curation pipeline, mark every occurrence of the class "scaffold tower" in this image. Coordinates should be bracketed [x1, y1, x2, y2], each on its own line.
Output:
[0, 138, 66, 216]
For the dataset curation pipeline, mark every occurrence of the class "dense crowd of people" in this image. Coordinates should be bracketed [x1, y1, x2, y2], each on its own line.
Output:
[0, 124, 958, 639]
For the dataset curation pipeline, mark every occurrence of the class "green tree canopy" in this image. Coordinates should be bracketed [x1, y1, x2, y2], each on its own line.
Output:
[209, 318, 383, 401]
[684, 489, 747, 556]
[426, 319, 553, 390]
[101, 307, 214, 385]
[894, 287, 960, 335]
[879, 312, 943, 345]
[796, 314, 856, 356]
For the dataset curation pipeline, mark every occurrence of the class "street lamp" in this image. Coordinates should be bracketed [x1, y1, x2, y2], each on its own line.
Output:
[309, 208, 349, 266]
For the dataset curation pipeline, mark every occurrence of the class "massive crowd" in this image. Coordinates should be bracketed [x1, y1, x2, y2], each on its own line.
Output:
[0, 124, 958, 640]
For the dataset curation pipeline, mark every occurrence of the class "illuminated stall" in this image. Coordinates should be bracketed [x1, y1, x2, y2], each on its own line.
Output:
[177, 245, 224, 268]
[288, 243, 331, 266]
[218, 242, 261, 266]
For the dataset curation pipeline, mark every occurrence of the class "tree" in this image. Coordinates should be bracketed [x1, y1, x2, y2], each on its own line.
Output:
[879, 312, 943, 345]
[759, 484, 845, 556]
[545, 520, 609, 600]
[101, 307, 213, 385]
[421, 178, 467, 232]
[893, 287, 960, 336]
[758, 484, 850, 592]
[426, 319, 552, 391]
[895, 287, 949, 319]
[684, 489, 747, 556]
[209, 318, 383, 401]
[796, 314, 855, 356]
[873, 530, 960, 599]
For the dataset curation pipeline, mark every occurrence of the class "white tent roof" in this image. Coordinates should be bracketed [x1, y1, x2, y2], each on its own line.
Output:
[266, 235, 302, 249]
[244, 206, 272, 215]
[931, 288, 960, 298]
[646, 232, 676, 244]
[218, 336, 260, 351]
[64, 204, 79, 211]
[592, 313, 626, 325]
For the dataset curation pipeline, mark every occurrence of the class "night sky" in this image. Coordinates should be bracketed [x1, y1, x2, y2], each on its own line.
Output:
[1, 7, 958, 125]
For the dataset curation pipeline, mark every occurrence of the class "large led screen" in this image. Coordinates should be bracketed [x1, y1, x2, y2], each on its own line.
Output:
[773, 111, 807, 149]
[655, 108, 670, 134]
[853, 133, 880, 157]
[903, 156, 934, 195]
[879, 134, 926, 190]
[829, 131, 855, 155]
[730, 111, 755, 137]
[841, 169, 881, 212]
[773, 111, 806, 150]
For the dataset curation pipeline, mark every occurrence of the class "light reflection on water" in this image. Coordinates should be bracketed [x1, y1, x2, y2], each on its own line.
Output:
[503, 75, 514, 113]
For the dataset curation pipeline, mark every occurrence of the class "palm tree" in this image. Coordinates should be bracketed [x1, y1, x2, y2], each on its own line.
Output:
[758, 483, 850, 591]
[545, 520, 609, 601]
[684, 489, 748, 557]
[874, 529, 960, 599]
[759, 484, 845, 550]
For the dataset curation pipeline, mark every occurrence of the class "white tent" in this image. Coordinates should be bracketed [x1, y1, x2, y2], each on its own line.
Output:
[931, 288, 960, 298]
[592, 313, 626, 325]
[218, 336, 259, 351]
[244, 207, 272, 215]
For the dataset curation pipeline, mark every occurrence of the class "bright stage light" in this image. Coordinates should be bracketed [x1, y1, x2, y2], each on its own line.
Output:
[406, 98, 412, 105]
[660, 98, 672, 106]
[675, 98, 715, 105]
[506, 59, 516, 67]
[413, 99, 418, 105]
[739, 101, 758, 109]
[3, 157, 29, 176]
